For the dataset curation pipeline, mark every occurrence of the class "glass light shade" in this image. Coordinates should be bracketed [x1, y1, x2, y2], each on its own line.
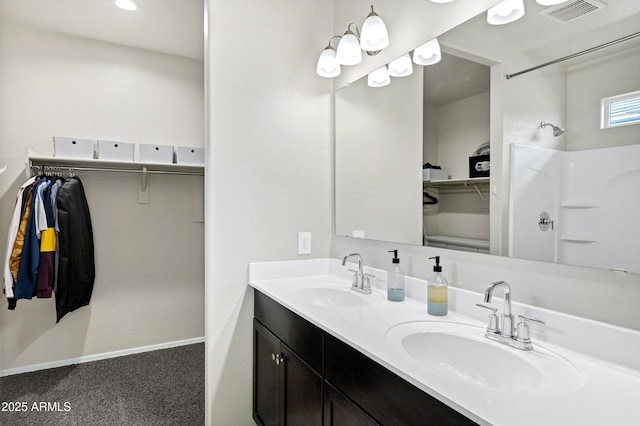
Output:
[360, 14, 389, 52]
[115, 0, 138, 11]
[336, 32, 362, 65]
[413, 38, 441, 66]
[536, 0, 567, 5]
[368, 66, 391, 88]
[316, 47, 340, 78]
[388, 54, 413, 77]
[487, 0, 525, 25]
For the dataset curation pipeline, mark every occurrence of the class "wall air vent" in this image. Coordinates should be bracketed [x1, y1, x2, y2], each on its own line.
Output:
[541, 0, 607, 23]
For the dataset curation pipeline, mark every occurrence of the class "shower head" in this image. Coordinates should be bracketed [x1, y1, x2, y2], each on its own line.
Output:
[540, 121, 565, 137]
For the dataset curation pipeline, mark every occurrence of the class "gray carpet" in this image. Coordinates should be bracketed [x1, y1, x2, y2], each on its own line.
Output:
[0, 343, 204, 426]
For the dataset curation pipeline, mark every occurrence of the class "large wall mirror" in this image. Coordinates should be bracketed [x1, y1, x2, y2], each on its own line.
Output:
[336, 0, 640, 274]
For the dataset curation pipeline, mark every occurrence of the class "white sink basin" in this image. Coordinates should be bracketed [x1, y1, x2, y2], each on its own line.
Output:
[386, 321, 585, 394]
[292, 284, 380, 307]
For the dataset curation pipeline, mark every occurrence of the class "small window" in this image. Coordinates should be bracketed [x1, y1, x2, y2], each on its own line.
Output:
[601, 90, 640, 129]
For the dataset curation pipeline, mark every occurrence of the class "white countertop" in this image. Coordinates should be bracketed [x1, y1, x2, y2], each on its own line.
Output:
[249, 258, 640, 426]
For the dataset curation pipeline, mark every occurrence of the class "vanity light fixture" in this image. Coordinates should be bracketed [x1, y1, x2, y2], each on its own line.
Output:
[359, 5, 390, 53]
[487, 0, 525, 25]
[115, 0, 139, 11]
[413, 38, 442, 66]
[316, 36, 342, 78]
[316, 5, 389, 78]
[368, 66, 391, 88]
[336, 24, 363, 65]
[388, 53, 413, 77]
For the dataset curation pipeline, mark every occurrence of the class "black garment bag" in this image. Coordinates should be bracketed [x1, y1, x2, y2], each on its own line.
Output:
[55, 177, 95, 322]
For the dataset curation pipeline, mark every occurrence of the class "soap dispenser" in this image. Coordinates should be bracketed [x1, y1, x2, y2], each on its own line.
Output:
[387, 250, 405, 301]
[427, 256, 448, 316]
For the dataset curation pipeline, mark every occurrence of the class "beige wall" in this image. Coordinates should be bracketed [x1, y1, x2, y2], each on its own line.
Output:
[0, 21, 205, 372]
[205, 0, 333, 424]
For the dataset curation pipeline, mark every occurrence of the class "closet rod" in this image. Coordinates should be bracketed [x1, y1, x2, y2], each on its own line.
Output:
[505, 32, 640, 80]
[31, 165, 203, 177]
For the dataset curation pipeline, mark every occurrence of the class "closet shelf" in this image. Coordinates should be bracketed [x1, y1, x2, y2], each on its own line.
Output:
[27, 155, 204, 178]
[423, 177, 489, 187]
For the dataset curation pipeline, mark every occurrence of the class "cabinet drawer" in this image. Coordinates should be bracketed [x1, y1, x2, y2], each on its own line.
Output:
[254, 290, 323, 373]
[324, 333, 478, 426]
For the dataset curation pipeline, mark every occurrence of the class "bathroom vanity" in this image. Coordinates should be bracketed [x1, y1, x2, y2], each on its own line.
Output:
[253, 290, 475, 426]
[249, 258, 640, 426]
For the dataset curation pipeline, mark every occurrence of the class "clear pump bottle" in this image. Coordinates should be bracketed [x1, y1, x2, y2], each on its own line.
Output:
[427, 256, 448, 316]
[387, 250, 405, 301]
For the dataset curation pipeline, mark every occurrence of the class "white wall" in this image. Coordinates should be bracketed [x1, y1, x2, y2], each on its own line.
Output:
[335, 70, 423, 245]
[566, 46, 640, 151]
[205, 0, 333, 424]
[0, 21, 205, 371]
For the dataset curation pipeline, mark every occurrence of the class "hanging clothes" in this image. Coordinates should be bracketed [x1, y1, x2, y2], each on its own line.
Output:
[54, 176, 95, 323]
[12, 178, 47, 301]
[3, 174, 95, 322]
[3, 176, 37, 300]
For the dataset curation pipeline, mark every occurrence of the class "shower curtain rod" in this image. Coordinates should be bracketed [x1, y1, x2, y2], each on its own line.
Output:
[505, 32, 640, 80]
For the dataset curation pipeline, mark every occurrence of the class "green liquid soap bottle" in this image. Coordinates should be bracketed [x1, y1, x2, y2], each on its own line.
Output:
[427, 256, 448, 316]
[387, 250, 405, 301]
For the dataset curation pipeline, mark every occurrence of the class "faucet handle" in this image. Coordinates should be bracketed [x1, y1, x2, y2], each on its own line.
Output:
[516, 315, 545, 349]
[476, 304, 499, 333]
[518, 315, 545, 326]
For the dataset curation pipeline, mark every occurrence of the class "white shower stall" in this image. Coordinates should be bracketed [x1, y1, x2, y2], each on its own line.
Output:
[510, 143, 640, 273]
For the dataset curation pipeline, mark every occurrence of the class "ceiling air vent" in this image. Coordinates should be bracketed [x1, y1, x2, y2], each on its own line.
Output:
[541, 0, 608, 23]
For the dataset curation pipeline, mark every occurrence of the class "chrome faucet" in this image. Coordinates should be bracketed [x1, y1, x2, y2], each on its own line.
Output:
[477, 280, 545, 351]
[484, 280, 514, 338]
[341, 253, 374, 294]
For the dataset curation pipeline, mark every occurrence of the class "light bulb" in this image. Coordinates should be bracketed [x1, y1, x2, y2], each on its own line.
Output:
[316, 47, 340, 78]
[413, 38, 441, 66]
[388, 54, 413, 77]
[115, 0, 138, 11]
[487, 0, 525, 25]
[336, 31, 362, 65]
[368, 66, 390, 88]
[360, 7, 389, 52]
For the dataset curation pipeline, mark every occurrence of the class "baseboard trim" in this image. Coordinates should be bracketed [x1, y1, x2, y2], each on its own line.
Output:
[0, 336, 205, 377]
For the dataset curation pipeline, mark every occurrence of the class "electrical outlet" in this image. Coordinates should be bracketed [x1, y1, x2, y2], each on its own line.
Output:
[298, 232, 311, 255]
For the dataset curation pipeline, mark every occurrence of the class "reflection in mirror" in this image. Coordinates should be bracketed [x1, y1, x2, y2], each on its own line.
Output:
[334, 0, 640, 274]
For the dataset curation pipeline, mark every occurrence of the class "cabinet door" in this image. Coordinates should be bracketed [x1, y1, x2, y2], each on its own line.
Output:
[324, 382, 380, 426]
[254, 320, 283, 426]
[281, 344, 323, 426]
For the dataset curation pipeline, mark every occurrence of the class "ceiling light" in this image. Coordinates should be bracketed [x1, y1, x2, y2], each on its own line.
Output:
[388, 54, 413, 77]
[115, 0, 138, 11]
[359, 5, 389, 53]
[368, 66, 390, 88]
[316, 37, 341, 78]
[336, 24, 363, 66]
[413, 38, 441, 66]
[487, 0, 525, 25]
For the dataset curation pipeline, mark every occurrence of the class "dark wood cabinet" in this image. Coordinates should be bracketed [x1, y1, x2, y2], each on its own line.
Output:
[254, 320, 282, 426]
[324, 333, 477, 426]
[253, 289, 478, 426]
[324, 382, 380, 426]
[254, 290, 323, 426]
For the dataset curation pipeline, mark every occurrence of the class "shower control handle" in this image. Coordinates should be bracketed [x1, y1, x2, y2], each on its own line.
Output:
[538, 212, 554, 231]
